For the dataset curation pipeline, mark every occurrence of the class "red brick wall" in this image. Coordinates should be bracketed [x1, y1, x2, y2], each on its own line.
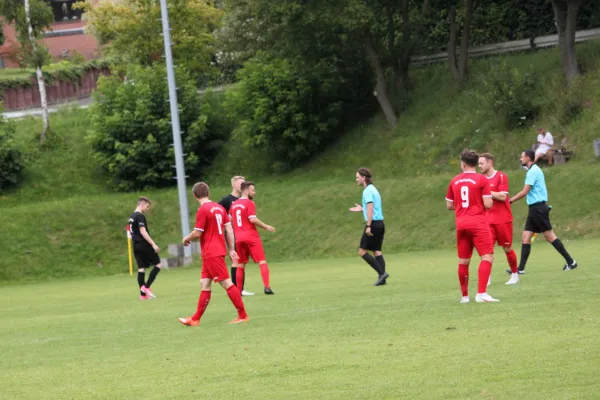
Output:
[1, 67, 110, 110]
[1, 20, 99, 68]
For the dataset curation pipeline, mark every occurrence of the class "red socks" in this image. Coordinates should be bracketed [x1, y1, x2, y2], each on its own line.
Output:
[458, 264, 469, 296]
[192, 290, 211, 321]
[236, 268, 245, 291]
[478, 260, 492, 294]
[506, 250, 518, 273]
[226, 285, 248, 319]
[260, 263, 270, 288]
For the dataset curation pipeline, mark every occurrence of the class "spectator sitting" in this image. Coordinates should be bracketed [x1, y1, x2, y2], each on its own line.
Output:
[534, 128, 554, 165]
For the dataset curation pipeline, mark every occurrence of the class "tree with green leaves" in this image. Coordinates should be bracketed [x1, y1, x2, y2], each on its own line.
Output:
[0, 0, 54, 142]
[77, 0, 222, 84]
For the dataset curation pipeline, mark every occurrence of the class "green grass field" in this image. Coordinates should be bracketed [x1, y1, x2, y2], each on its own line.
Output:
[2, 240, 599, 400]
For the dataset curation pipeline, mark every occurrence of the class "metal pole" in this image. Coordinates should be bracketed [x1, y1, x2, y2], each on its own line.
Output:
[159, 0, 191, 257]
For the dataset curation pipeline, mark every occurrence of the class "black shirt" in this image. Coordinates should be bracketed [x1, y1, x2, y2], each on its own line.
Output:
[218, 194, 239, 214]
[129, 211, 149, 244]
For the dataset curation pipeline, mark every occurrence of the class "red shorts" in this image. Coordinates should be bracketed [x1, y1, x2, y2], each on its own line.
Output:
[490, 222, 513, 248]
[456, 225, 494, 259]
[201, 256, 229, 282]
[236, 239, 266, 264]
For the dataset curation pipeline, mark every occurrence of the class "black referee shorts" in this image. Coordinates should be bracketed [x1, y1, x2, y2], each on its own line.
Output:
[359, 220, 385, 252]
[524, 202, 553, 233]
[133, 241, 161, 268]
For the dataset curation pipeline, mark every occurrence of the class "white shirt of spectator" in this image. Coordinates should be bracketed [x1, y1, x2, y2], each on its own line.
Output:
[536, 131, 554, 155]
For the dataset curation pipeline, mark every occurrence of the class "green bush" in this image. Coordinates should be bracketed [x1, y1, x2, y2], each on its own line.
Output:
[88, 64, 227, 191]
[479, 61, 539, 129]
[0, 114, 23, 191]
[227, 56, 347, 171]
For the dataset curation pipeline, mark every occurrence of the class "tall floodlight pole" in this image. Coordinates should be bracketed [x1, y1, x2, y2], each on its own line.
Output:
[159, 0, 191, 257]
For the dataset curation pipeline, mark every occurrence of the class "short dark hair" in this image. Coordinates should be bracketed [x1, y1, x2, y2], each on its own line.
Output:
[357, 167, 373, 184]
[241, 181, 254, 192]
[137, 196, 151, 205]
[523, 149, 536, 162]
[460, 150, 479, 167]
[192, 182, 210, 199]
[480, 152, 495, 164]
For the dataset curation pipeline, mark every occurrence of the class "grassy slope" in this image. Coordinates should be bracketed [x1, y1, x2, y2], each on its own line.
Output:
[2, 43, 600, 282]
[1, 244, 600, 399]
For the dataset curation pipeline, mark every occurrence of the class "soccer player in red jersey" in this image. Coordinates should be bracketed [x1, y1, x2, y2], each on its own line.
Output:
[445, 150, 499, 303]
[478, 153, 519, 285]
[178, 182, 249, 326]
[230, 181, 276, 295]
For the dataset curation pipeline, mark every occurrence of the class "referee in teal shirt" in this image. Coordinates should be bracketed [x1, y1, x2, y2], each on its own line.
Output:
[510, 150, 577, 272]
[350, 168, 389, 286]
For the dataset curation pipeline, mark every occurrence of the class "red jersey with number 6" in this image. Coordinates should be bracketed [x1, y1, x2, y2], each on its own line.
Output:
[194, 201, 230, 259]
[446, 172, 492, 230]
[485, 171, 512, 224]
[230, 198, 260, 242]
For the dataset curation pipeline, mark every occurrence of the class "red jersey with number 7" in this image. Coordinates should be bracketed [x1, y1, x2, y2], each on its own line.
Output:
[446, 171, 492, 230]
[230, 198, 260, 242]
[194, 201, 230, 259]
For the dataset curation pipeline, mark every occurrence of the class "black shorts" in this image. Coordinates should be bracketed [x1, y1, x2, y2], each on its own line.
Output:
[359, 221, 385, 252]
[524, 202, 552, 233]
[133, 242, 161, 268]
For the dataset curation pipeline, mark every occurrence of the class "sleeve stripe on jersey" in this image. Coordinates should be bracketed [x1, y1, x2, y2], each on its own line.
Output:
[248, 215, 257, 219]
[501, 191, 509, 194]
[194, 228, 204, 232]
[482, 195, 492, 198]
[224, 222, 231, 226]
[365, 201, 374, 204]
[445, 198, 454, 202]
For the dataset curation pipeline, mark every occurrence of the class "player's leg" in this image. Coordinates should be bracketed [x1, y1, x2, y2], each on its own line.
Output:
[137, 268, 148, 299]
[133, 247, 150, 299]
[248, 240, 273, 294]
[179, 277, 212, 327]
[372, 222, 388, 286]
[456, 229, 473, 303]
[358, 227, 384, 281]
[487, 224, 498, 287]
[235, 263, 246, 292]
[141, 251, 162, 298]
[518, 209, 539, 273]
[542, 229, 577, 270]
[496, 222, 519, 283]
[473, 227, 499, 302]
[217, 275, 249, 323]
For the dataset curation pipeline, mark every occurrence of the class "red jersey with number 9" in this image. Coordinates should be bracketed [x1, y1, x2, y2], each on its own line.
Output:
[446, 172, 492, 230]
[230, 198, 260, 242]
[194, 201, 230, 259]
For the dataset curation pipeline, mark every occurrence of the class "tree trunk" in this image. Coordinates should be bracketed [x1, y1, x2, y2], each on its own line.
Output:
[458, 0, 474, 81]
[564, 0, 581, 83]
[24, 0, 49, 142]
[365, 37, 398, 127]
[447, 5, 460, 81]
[552, 0, 580, 84]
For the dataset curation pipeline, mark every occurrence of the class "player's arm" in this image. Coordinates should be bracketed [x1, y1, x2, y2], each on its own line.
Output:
[491, 191, 508, 201]
[224, 223, 238, 263]
[483, 196, 493, 209]
[183, 229, 202, 246]
[445, 200, 454, 210]
[445, 183, 455, 210]
[510, 185, 531, 204]
[250, 217, 276, 233]
[140, 227, 160, 253]
[349, 204, 363, 212]
[365, 202, 374, 235]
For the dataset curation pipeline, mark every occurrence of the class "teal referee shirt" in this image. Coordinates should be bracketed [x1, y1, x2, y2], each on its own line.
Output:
[525, 164, 548, 205]
[362, 184, 383, 221]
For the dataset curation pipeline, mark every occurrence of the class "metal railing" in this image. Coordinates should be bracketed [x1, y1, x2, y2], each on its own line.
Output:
[412, 28, 600, 65]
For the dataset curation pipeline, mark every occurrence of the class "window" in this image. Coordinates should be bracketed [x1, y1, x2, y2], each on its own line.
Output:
[46, 0, 84, 23]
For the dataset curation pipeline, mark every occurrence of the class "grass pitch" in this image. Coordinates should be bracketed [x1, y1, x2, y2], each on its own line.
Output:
[1, 239, 599, 400]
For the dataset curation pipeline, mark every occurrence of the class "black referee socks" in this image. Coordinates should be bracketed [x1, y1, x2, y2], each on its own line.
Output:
[551, 238, 574, 265]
